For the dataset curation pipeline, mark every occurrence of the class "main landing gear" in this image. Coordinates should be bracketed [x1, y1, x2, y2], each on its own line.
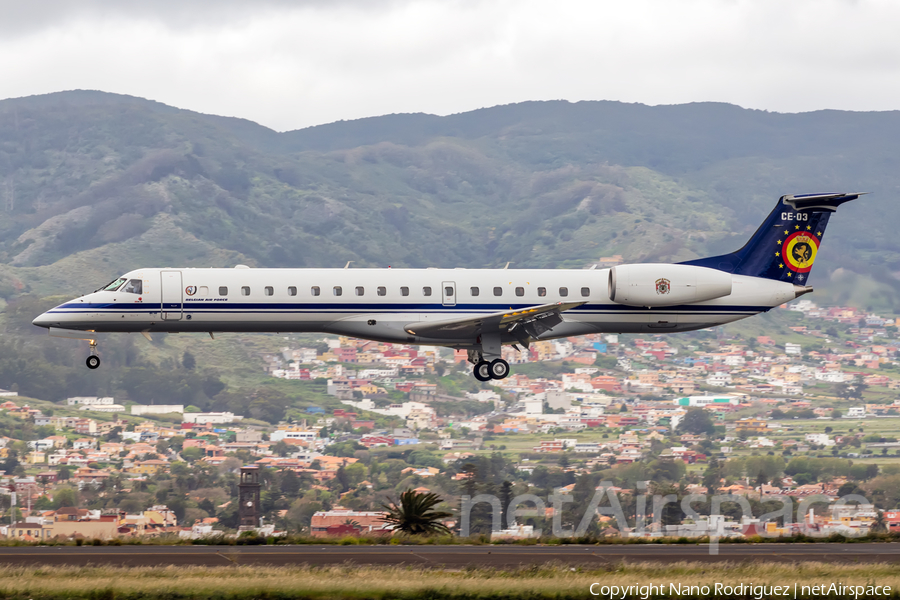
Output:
[86, 340, 100, 370]
[473, 358, 510, 382]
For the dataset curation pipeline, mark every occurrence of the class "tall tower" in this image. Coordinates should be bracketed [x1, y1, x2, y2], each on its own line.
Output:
[238, 465, 261, 530]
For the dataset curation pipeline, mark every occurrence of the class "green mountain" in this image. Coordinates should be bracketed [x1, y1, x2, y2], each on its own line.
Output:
[0, 90, 896, 311]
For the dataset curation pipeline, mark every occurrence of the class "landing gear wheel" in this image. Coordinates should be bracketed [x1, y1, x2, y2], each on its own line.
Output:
[473, 361, 492, 382]
[86, 355, 100, 370]
[489, 358, 510, 380]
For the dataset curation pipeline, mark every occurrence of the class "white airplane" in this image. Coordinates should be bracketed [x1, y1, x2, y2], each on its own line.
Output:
[32, 193, 861, 380]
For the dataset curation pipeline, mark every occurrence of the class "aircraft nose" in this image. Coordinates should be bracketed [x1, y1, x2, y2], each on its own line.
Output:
[32, 312, 54, 329]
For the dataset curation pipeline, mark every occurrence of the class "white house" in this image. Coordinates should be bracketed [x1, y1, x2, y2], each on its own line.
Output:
[182, 412, 243, 424]
[131, 405, 185, 416]
[707, 372, 732, 387]
[805, 433, 834, 446]
[66, 397, 115, 406]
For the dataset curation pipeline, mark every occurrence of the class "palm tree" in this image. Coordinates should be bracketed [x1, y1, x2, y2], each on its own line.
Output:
[382, 489, 452, 535]
[871, 510, 887, 534]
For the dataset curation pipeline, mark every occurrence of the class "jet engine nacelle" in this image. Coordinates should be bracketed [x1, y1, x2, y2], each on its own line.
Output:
[608, 264, 733, 307]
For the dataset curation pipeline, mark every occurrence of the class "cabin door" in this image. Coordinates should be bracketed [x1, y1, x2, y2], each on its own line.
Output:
[160, 270, 183, 321]
[442, 281, 456, 307]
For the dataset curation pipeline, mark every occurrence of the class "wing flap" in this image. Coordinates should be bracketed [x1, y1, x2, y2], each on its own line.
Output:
[404, 301, 585, 340]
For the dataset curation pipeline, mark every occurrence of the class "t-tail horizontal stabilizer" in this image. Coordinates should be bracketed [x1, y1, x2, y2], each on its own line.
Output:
[681, 192, 865, 284]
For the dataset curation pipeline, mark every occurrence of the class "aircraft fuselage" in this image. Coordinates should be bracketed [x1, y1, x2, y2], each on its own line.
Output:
[33, 266, 798, 346]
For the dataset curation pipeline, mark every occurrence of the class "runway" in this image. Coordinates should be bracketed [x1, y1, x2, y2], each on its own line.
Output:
[0, 543, 897, 567]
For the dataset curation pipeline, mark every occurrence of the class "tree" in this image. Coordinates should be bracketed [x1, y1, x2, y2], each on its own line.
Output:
[756, 471, 767, 486]
[182, 351, 196, 370]
[703, 457, 721, 491]
[53, 487, 78, 508]
[198, 498, 216, 515]
[272, 440, 292, 457]
[498, 480, 514, 528]
[381, 489, 452, 536]
[281, 470, 302, 497]
[181, 447, 203, 462]
[871, 510, 887, 533]
[678, 407, 715, 435]
[460, 463, 478, 497]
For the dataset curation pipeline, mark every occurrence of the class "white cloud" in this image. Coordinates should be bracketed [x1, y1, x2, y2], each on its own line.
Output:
[1, 0, 899, 130]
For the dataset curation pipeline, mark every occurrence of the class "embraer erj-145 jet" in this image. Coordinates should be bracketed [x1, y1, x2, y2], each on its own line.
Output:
[33, 193, 861, 380]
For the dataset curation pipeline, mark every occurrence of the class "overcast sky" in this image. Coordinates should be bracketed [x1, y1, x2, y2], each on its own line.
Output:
[1, 0, 898, 131]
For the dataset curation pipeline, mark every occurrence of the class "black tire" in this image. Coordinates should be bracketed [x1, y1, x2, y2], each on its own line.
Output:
[86, 355, 100, 370]
[473, 361, 492, 382]
[489, 358, 510, 379]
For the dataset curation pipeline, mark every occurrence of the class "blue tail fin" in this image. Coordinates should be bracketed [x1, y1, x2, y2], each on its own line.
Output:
[681, 193, 863, 284]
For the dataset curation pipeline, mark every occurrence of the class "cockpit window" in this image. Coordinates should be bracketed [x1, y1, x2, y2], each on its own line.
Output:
[122, 279, 143, 294]
[97, 278, 126, 292]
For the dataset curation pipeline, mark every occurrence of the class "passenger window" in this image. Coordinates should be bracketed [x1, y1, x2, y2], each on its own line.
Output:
[581, 287, 590, 297]
[122, 279, 143, 294]
[401, 287, 409, 297]
[355, 286, 365, 296]
[423, 287, 432, 297]
[538, 287, 546, 297]
[199, 286, 209, 297]
[219, 286, 228, 296]
[241, 286, 250, 296]
[493, 287, 502, 297]
[470, 287, 479, 296]
[559, 287, 568, 297]
[377, 286, 386, 296]
[333, 286, 342, 296]
[445, 286, 453, 296]
[288, 286, 297, 296]
[515, 287, 524, 297]
[311, 286, 320, 296]
[264, 286, 274, 296]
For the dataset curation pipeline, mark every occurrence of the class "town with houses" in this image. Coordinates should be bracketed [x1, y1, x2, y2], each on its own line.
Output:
[5, 297, 900, 542]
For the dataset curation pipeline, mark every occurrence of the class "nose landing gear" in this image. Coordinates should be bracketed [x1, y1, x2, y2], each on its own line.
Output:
[86, 340, 100, 369]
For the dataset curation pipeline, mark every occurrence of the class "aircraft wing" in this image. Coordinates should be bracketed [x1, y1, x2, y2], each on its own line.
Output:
[404, 301, 585, 344]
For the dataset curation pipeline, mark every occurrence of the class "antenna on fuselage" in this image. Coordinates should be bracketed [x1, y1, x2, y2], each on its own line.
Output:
[344, 261, 353, 269]
[504, 262, 511, 269]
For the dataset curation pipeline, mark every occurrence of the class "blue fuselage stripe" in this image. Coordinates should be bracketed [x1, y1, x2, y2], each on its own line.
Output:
[48, 301, 768, 315]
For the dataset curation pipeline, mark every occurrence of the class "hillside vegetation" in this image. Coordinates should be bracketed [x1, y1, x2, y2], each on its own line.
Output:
[0, 91, 896, 306]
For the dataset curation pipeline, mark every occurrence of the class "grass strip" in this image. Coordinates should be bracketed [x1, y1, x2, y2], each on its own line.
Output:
[0, 562, 898, 599]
